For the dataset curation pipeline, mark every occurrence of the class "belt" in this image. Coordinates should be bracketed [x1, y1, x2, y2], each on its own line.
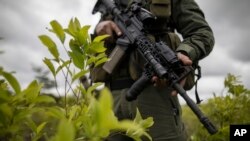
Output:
[108, 78, 135, 90]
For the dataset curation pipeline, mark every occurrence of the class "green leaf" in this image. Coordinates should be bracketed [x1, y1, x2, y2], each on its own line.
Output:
[77, 25, 90, 46]
[43, 58, 56, 76]
[34, 95, 56, 104]
[50, 20, 65, 43]
[95, 52, 107, 60]
[54, 119, 75, 141]
[72, 70, 89, 83]
[56, 60, 71, 74]
[25, 118, 37, 133]
[93, 34, 110, 42]
[69, 39, 82, 52]
[95, 57, 108, 67]
[68, 51, 84, 69]
[134, 108, 143, 123]
[74, 18, 81, 30]
[0, 90, 11, 103]
[88, 41, 106, 54]
[0, 103, 13, 124]
[21, 80, 43, 103]
[46, 106, 65, 119]
[39, 35, 59, 61]
[36, 122, 47, 134]
[14, 109, 32, 123]
[78, 84, 87, 97]
[134, 108, 154, 130]
[84, 88, 116, 138]
[68, 105, 80, 121]
[66, 18, 81, 37]
[67, 19, 76, 37]
[99, 88, 113, 112]
[113, 108, 153, 141]
[87, 82, 103, 95]
[2, 71, 21, 94]
[86, 53, 107, 66]
[98, 89, 118, 130]
[86, 56, 96, 65]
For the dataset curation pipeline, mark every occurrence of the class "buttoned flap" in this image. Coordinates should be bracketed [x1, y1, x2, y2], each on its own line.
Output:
[150, 0, 171, 18]
[151, 0, 170, 4]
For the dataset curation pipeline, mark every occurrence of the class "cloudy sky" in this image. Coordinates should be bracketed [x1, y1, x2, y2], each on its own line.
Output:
[0, 0, 249, 103]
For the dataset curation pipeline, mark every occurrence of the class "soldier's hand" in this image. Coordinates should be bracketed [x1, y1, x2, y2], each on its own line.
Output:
[171, 52, 193, 96]
[152, 52, 192, 95]
[177, 52, 192, 66]
[95, 21, 122, 43]
[151, 76, 168, 89]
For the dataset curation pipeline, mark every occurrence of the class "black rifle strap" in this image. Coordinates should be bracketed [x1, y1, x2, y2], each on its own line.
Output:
[194, 65, 202, 104]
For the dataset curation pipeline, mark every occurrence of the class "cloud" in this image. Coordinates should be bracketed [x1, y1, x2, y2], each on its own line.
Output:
[196, 0, 250, 89]
[0, 0, 100, 89]
[197, 0, 250, 63]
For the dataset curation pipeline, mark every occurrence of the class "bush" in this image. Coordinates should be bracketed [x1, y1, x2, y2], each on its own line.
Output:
[182, 73, 250, 141]
[0, 18, 153, 141]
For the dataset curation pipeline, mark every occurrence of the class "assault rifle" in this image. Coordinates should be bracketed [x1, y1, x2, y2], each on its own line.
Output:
[92, 0, 218, 135]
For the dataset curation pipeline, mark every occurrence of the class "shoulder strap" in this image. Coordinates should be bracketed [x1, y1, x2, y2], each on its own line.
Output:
[194, 64, 202, 104]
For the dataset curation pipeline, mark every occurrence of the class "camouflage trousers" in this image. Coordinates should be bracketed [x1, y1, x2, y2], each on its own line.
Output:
[106, 85, 188, 141]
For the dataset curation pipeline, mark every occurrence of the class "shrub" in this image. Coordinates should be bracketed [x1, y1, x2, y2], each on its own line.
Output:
[182, 73, 250, 141]
[0, 18, 153, 141]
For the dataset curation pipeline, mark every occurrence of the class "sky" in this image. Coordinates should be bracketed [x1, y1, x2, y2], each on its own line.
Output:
[0, 0, 250, 103]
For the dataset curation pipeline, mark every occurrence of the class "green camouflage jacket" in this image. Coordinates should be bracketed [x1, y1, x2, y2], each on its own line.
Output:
[171, 0, 214, 62]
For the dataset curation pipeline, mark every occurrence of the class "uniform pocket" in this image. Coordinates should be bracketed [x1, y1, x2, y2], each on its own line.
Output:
[150, 0, 171, 18]
[120, 89, 137, 119]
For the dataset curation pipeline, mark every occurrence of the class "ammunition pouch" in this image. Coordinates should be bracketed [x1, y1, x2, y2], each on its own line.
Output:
[149, 0, 171, 19]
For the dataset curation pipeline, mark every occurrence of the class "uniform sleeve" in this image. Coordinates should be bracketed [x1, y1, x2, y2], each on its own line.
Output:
[171, 0, 215, 62]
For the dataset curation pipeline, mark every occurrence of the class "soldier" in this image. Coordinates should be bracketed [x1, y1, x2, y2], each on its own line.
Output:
[91, 0, 214, 140]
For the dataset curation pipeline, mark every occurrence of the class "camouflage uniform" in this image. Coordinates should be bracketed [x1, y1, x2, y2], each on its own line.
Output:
[91, 0, 214, 140]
